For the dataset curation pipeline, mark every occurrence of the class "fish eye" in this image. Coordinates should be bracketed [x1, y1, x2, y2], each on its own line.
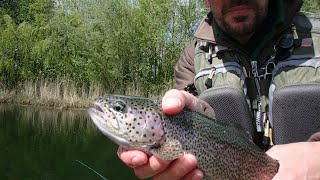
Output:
[112, 100, 127, 112]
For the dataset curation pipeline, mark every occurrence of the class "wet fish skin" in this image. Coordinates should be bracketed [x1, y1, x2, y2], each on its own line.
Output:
[88, 94, 279, 180]
[163, 110, 279, 180]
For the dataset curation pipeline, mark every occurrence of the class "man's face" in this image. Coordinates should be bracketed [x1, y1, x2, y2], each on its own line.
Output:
[209, 0, 269, 37]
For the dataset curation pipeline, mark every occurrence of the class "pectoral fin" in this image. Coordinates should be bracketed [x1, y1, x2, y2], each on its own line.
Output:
[150, 138, 185, 160]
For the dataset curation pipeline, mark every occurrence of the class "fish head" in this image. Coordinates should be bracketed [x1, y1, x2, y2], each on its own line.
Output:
[88, 94, 165, 151]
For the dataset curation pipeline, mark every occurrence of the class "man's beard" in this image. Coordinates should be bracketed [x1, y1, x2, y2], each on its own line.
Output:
[214, 0, 266, 36]
[220, 14, 260, 36]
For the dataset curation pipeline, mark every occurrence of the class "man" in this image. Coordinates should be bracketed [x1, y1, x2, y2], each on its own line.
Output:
[118, 0, 320, 179]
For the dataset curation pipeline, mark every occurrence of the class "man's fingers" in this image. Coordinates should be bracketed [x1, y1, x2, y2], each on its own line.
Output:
[117, 147, 148, 168]
[182, 169, 204, 180]
[162, 89, 200, 113]
[119, 90, 208, 179]
[162, 89, 215, 118]
[153, 154, 199, 180]
[162, 89, 185, 115]
[266, 144, 289, 161]
[133, 156, 172, 179]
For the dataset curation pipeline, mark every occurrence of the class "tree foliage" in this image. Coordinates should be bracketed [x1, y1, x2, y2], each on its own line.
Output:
[0, 0, 205, 95]
[0, 0, 319, 97]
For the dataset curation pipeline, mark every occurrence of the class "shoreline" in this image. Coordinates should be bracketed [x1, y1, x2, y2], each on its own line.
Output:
[0, 79, 172, 110]
[0, 79, 106, 110]
[0, 94, 92, 110]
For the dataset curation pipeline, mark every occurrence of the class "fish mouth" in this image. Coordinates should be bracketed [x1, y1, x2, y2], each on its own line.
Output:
[88, 101, 104, 115]
[94, 102, 104, 113]
[88, 101, 118, 129]
[88, 102, 132, 148]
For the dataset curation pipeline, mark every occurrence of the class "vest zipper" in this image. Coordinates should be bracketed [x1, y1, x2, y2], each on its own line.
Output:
[194, 63, 245, 84]
[251, 61, 264, 133]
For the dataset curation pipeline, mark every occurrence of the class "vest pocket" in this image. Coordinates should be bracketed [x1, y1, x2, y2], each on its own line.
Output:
[194, 62, 246, 94]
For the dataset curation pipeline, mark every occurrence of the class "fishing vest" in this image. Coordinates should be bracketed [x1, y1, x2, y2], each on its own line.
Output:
[192, 12, 320, 148]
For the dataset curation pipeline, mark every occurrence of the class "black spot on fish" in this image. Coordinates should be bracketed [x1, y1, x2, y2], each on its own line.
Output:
[133, 118, 137, 121]
[151, 126, 154, 129]
[138, 123, 140, 125]
[136, 131, 139, 134]
[143, 134, 146, 137]
[132, 126, 135, 129]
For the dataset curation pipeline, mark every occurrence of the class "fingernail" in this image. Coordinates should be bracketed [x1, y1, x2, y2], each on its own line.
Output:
[166, 98, 181, 107]
[117, 147, 125, 157]
[192, 170, 203, 180]
[131, 156, 140, 166]
[162, 98, 182, 116]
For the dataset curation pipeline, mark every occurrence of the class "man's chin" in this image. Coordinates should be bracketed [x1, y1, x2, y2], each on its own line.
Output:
[223, 16, 256, 36]
[224, 22, 255, 36]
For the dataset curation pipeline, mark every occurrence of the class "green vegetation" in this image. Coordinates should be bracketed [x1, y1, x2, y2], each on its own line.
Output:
[301, 0, 320, 12]
[0, 0, 319, 108]
[0, 0, 206, 107]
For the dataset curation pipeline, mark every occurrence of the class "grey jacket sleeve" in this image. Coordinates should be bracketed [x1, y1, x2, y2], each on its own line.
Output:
[173, 40, 196, 90]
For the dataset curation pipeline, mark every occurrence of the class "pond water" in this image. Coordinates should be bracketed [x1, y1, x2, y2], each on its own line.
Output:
[0, 104, 140, 180]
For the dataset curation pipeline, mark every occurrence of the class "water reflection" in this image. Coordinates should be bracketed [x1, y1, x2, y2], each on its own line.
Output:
[0, 104, 139, 180]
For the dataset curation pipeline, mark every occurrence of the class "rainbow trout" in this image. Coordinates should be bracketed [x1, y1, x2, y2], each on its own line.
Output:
[88, 94, 279, 180]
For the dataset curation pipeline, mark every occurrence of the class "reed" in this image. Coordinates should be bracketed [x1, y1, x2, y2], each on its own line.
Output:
[0, 78, 174, 109]
[0, 78, 104, 109]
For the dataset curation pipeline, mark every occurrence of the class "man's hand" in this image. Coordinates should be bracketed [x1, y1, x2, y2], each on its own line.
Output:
[267, 142, 320, 180]
[117, 89, 210, 179]
[117, 89, 320, 180]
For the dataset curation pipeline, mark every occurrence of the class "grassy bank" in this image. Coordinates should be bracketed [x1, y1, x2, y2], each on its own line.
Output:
[0, 78, 173, 109]
[0, 79, 101, 109]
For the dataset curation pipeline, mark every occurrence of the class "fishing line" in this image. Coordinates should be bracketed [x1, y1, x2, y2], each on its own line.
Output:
[74, 160, 108, 180]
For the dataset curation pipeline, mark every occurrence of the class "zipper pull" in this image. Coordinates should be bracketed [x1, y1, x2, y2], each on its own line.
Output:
[292, 24, 302, 47]
[205, 68, 216, 89]
[292, 24, 299, 40]
[262, 118, 272, 150]
[206, 46, 213, 64]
